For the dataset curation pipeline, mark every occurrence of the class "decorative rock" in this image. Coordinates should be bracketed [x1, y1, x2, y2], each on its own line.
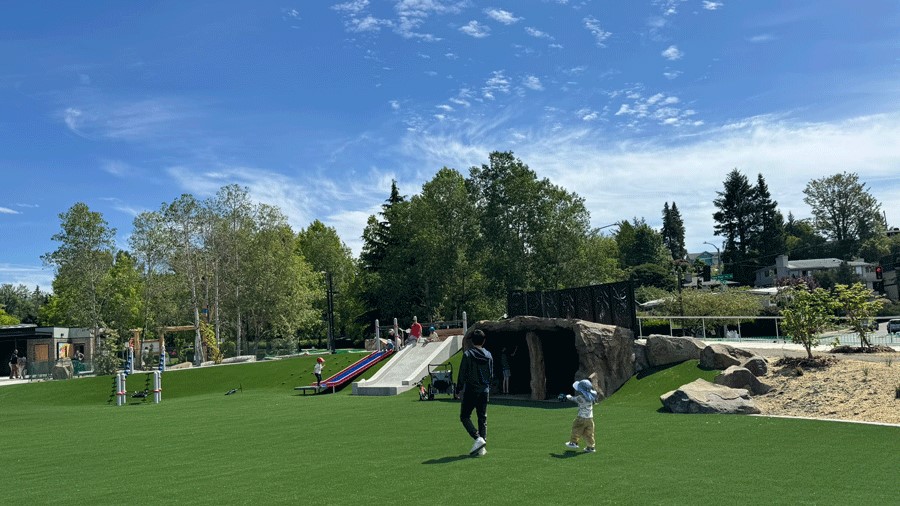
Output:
[51, 358, 74, 380]
[714, 365, 773, 395]
[741, 356, 768, 377]
[645, 335, 705, 367]
[699, 343, 755, 370]
[660, 378, 760, 414]
[633, 340, 649, 373]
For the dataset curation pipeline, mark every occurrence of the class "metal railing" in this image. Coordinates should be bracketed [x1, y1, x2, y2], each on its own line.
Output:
[636, 315, 900, 346]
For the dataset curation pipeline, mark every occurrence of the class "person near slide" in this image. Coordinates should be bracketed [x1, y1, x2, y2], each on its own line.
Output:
[456, 330, 493, 456]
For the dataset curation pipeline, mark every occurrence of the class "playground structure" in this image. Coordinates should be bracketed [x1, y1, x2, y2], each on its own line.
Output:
[295, 349, 393, 395]
[353, 334, 463, 396]
[130, 325, 197, 369]
[114, 370, 162, 406]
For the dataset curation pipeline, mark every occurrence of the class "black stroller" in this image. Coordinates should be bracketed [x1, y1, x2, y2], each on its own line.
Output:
[425, 362, 455, 400]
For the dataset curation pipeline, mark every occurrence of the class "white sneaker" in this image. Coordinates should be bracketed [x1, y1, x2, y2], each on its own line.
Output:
[565, 442, 579, 449]
[470, 437, 486, 455]
[477, 446, 487, 456]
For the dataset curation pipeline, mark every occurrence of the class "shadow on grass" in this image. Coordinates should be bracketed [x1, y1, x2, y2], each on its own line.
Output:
[422, 454, 473, 464]
[429, 395, 571, 410]
[636, 361, 682, 379]
[549, 451, 586, 459]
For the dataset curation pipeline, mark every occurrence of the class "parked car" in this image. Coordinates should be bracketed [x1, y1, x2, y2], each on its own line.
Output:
[887, 319, 900, 334]
[862, 318, 879, 332]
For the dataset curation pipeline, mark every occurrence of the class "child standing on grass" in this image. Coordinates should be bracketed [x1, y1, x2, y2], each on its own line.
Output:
[564, 379, 598, 453]
[314, 357, 325, 388]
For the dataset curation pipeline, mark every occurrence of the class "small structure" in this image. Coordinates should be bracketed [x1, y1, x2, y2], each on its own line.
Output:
[0, 325, 93, 378]
[464, 316, 634, 401]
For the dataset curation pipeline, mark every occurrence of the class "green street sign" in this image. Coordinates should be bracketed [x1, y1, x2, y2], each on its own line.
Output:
[714, 273, 733, 281]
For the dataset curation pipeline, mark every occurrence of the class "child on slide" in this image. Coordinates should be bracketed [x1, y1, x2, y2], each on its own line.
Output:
[314, 357, 325, 387]
[564, 379, 598, 453]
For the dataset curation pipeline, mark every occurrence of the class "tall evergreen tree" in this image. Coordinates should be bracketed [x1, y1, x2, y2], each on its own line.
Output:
[661, 202, 687, 260]
[713, 169, 756, 284]
[750, 173, 786, 267]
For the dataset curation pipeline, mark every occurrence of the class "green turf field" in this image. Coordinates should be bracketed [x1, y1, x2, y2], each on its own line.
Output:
[1, 353, 896, 505]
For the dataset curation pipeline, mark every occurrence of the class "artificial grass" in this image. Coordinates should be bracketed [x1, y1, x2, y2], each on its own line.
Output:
[2, 357, 897, 505]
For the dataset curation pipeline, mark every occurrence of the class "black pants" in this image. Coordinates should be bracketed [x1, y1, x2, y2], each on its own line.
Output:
[315, 373, 322, 386]
[460, 390, 488, 440]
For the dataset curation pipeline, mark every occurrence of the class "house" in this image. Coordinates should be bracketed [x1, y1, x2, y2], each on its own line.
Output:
[754, 254, 878, 289]
[687, 251, 720, 267]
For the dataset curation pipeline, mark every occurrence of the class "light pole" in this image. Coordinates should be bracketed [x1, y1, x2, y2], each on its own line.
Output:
[702, 241, 721, 271]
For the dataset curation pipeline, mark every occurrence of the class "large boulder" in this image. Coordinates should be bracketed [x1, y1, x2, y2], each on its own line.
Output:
[699, 343, 755, 370]
[714, 366, 773, 395]
[468, 316, 634, 401]
[645, 335, 705, 367]
[660, 378, 760, 414]
[51, 358, 74, 380]
[741, 356, 768, 377]
[633, 340, 649, 374]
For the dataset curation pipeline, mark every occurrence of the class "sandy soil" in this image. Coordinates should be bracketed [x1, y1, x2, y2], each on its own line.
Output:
[754, 356, 900, 425]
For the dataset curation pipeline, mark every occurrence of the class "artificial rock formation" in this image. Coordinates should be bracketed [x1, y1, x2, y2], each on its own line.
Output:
[660, 378, 760, 414]
[714, 365, 773, 395]
[645, 335, 705, 367]
[699, 343, 755, 370]
[51, 358, 74, 380]
[468, 316, 634, 401]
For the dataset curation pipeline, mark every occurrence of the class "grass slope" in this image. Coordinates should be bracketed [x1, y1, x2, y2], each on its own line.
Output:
[2, 356, 897, 505]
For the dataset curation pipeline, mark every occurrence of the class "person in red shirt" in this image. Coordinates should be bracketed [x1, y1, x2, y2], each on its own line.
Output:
[410, 316, 423, 342]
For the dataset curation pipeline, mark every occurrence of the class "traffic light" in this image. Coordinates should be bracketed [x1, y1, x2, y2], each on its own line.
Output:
[875, 266, 883, 279]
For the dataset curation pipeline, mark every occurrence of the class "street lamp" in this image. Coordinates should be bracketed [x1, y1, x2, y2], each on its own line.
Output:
[702, 241, 721, 270]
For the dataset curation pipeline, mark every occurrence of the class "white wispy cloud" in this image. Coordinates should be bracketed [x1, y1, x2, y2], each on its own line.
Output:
[460, 20, 491, 38]
[15, 203, 39, 209]
[524, 26, 553, 39]
[401, 113, 900, 254]
[0, 263, 53, 290]
[613, 89, 698, 127]
[283, 7, 301, 19]
[661, 45, 683, 60]
[654, 0, 687, 16]
[577, 108, 599, 121]
[332, 0, 368, 14]
[0, 207, 20, 214]
[748, 34, 776, 43]
[61, 98, 189, 141]
[523, 75, 543, 91]
[583, 16, 612, 47]
[702, 1, 723, 10]
[349, 15, 393, 32]
[100, 159, 132, 176]
[390, 100, 401, 110]
[663, 70, 683, 80]
[482, 70, 510, 99]
[437, 104, 454, 112]
[485, 8, 521, 25]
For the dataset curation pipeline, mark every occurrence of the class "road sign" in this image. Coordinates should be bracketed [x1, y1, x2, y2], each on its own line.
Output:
[714, 273, 733, 281]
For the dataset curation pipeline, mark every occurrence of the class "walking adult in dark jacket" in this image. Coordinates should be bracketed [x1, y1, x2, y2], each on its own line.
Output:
[8, 349, 18, 379]
[456, 330, 493, 456]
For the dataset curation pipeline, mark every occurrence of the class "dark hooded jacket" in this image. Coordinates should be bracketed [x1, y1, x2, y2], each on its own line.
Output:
[456, 346, 493, 394]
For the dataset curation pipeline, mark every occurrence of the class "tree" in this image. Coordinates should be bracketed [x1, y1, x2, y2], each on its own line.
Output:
[629, 263, 676, 291]
[750, 174, 785, 267]
[661, 202, 687, 260]
[803, 172, 883, 258]
[468, 151, 592, 302]
[833, 283, 884, 348]
[713, 170, 757, 285]
[784, 212, 828, 260]
[0, 308, 19, 325]
[781, 284, 836, 359]
[41, 203, 116, 353]
[297, 219, 362, 340]
[813, 262, 861, 290]
[0, 284, 47, 324]
[615, 218, 668, 268]
[659, 289, 762, 336]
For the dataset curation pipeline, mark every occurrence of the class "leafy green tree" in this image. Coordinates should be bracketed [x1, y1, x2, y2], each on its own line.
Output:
[297, 219, 362, 339]
[41, 203, 116, 349]
[99, 251, 144, 344]
[615, 218, 668, 268]
[803, 172, 883, 258]
[629, 263, 676, 291]
[659, 288, 762, 336]
[833, 283, 884, 348]
[0, 308, 19, 325]
[577, 232, 626, 285]
[781, 284, 836, 359]
[813, 261, 861, 290]
[661, 202, 687, 260]
[0, 284, 47, 324]
[467, 151, 592, 301]
[784, 212, 828, 260]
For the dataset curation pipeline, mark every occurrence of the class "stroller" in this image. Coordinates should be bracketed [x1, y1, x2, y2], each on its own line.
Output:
[425, 362, 456, 400]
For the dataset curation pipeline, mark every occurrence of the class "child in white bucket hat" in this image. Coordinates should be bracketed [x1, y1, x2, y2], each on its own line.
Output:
[564, 379, 598, 453]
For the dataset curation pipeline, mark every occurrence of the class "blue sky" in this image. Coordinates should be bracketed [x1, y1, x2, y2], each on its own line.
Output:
[2, 0, 900, 290]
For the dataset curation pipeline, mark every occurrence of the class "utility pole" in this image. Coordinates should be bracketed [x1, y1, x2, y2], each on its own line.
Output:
[326, 272, 336, 354]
